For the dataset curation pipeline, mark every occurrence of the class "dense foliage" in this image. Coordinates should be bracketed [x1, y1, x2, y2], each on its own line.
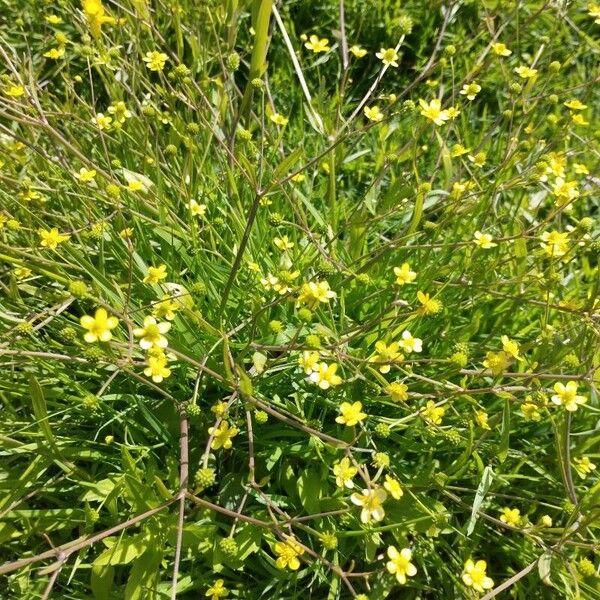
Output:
[0, 0, 599, 598]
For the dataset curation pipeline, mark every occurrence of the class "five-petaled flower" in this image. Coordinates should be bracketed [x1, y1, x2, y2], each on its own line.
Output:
[474, 231, 497, 249]
[394, 263, 416, 285]
[304, 34, 330, 53]
[383, 475, 403, 499]
[208, 421, 239, 450]
[386, 546, 417, 584]
[205, 579, 229, 598]
[39, 228, 70, 249]
[297, 280, 336, 308]
[274, 538, 304, 570]
[419, 98, 450, 126]
[143, 50, 168, 72]
[551, 381, 587, 412]
[80, 308, 119, 343]
[364, 105, 384, 122]
[499, 507, 522, 526]
[370, 340, 403, 373]
[351, 487, 387, 523]
[144, 264, 168, 284]
[133, 316, 171, 350]
[376, 47, 399, 66]
[462, 559, 494, 593]
[333, 457, 357, 488]
[309, 362, 342, 389]
[336, 401, 367, 426]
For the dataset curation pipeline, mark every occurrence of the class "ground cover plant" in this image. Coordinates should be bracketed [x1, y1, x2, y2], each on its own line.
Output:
[0, 0, 599, 598]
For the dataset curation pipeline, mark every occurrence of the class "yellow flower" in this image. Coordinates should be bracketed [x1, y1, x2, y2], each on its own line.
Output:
[387, 382, 408, 402]
[552, 178, 579, 205]
[127, 180, 144, 192]
[418, 98, 449, 126]
[588, 2, 600, 23]
[539, 515, 553, 527]
[333, 457, 357, 488]
[482, 350, 510, 376]
[571, 113, 589, 126]
[269, 113, 289, 126]
[350, 45, 367, 58]
[143, 50, 168, 72]
[351, 487, 387, 523]
[376, 48, 399, 67]
[514, 65, 537, 79]
[304, 34, 330, 53]
[398, 330, 422, 354]
[274, 538, 304, 570]
[492, 42, 511, 56]
[451, 144, 470, 157]
[43, 47, 65, 59]
[462, 559, 494, 593]
[499, 507, 521, 526]
[475, 410, 491, 430]
[473, 231, 497, 249]
[143, 264, 168, 284]
[120, 227, 133, 239]
[76, 167, 97, 182]
[91, 113, 112, 130]
[446, 106, 461, 120]
[521, 402, 542, 421]
[421, 401, 445, 425]
[14, 266, 32, 280]
[363, 105, 384, 122]
[393, 263, 416, 285]
[45, 14, 63, 24]
[274, 236, 294, 251]
[573, 456, 597, 479]
[39, 228, 70, 249]
[144, 351, 171, 383]
[298, 351, 320, 374]
[208, 421, 239, 450]
[188, 199, 207, 217]
[80, 308, 119, 343]
[564, 99, 587, 111]
[5, 84, 25, 97]
[205, 579, 228, 599]
[309, 362, 342, 389]
[107, 100, 132, 123]
[370, 341, 403, 373]
[540, 230, 569, 258]
[336, 401, 367, 426]
[82, 0, 115, 37]
[460, 82, 481, 101]
[468, 152, 486, 168]
[501, 335, 520, 360]
[551, 381, 587, 412]
[133, 316, 171, 350]
[383, 475, 403, 500]
[152, 296, 179, 321]
[574, 163, 589, 175]
[297, 280, 336, 308]
[416, 290, 442, 316]
[386, 546, 417, 585]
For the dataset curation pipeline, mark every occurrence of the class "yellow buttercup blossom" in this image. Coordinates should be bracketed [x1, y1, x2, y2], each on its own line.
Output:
[473, 231, 497, 249]
[482, 350, 510, 376]
[143, 264, 168, 284]
[127, 180, 144, 192]
[351, 487, 387, 523]
[269, 113, 288, 126]
[364, 105, 384, 122]
[571, 113, 589, 126]
[80, 308, 119, 343]
[499, 507, 522, 526]
[387, 382, 408, 402]
[564, 99, 587, 111]
[574, 163, 589, 175]
[540, 230, 569, 258]
[398, 330, 422, 353]
[419, 98, 449, 126]
[208, 421, 239, 450]
[309, 362, 342, 389]
[383, 475, 403, 499]
[393, 263, 416, 285]
[421, 401, 445, 425]
[460, 82, 481, 101]
[5, 85, 25, 97]
[492, 42, 511, 56]
[45, 14, 63, 24]
[14, 266, 32, 280]
[333, 457, 357, 488]
[82, 0, 115, 38]
[552, 178, 579, 206]
[446, 106, 461, 120]
[501, 335, 520, 360]
[386, 546, 417, 584]
[189, 199, 207, 217]
[304, 34, 330, 53]
[451, 144, 470, 157]
[521, 402, 542, 421]
[297, 280, 336, 308]
[205, 579, 228, 599]
[143, 50, 168, 72]
[462, 559, 494, 593]
[416, 290, 442, 315]
[274, 236, 294, 251]
[370, 341, 403, 373]
[299, 351, 320, 374]
[76, 167, 96, 182]
[589, 3, 600, 23]
[44, 47, 65, 59]
[152, 296, 179, 321]
[336, 401, 367, 426]
[551, 381, 587, 412]
[39, 228, 70, 249]
[475, 410, 491, 430]
[133, 316, 171, 350]
[274, 538, 304, 571]
[573, 456, 596, 479]
[350, 45, 367, 58]
[514, 65, 537, 79]
[92, 113, 112, 130]
[376, 47, 399, 66]
[107, 100, 131, 123]
[144, 351, 171, 383]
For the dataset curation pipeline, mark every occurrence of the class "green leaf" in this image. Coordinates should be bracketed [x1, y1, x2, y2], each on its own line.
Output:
[297, 469, 321, 514]
[29, 375, 56, 449]
[94, 536, 147, 567]
[466, 465, 494, 536]
[125, 548, 162, 600]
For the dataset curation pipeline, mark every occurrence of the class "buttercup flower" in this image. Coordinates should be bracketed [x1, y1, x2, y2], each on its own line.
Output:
[143, 264, 168, 284]
[475, 410, 491, 430]
[462, 559, 494, 593]
[421, 401, 445, 425]
[351, 487, 387, 523]
[383, 475, 403, 499]
[144, 351, 171, 383]
[205, 579, 228, 598]
[551, 381, 587, 412]
[39, 228, 70, 249]
[297, 280, 336, 308]
[499, 507, 522, 526]
[564, 99, 587, 111]
[133, 316, 171, 350]
[398, 330, 422, 353]
[80, 308, 119, 343]
[492, 42, 511, 56]
[393, 263, 416, 285]
[416, 291, 442, 315]
[419, 98, 449, 126]
[309, 362, 342, 389]
[370, 340, 403, 373]
[573, 456, 596, 479]
[304, 34, 330, 53]
[483, 350, 510, 376]
[387, 382, 409, 402]
[386, 546, 417, 584]
[376, 47, 399, 67]
[364, 105, 384, 122]
[350, 45, 367, 58]
[299, 351, 320, 374]
[269, 113, 288, 126]
[208, 421, 239, 450]
[460, 82, 481, 100]
[336, 401, 367, 426]
[474, 231, 497, 249]
[514, 65, 537, 79]
[333, 457, 357, 488]
[274, 538, 304, 570]
[540, 230, 569, 258]
[143, 50, 168, 72]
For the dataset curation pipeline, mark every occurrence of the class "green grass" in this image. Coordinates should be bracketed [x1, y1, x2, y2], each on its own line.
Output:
[0, 0, 599, 598]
